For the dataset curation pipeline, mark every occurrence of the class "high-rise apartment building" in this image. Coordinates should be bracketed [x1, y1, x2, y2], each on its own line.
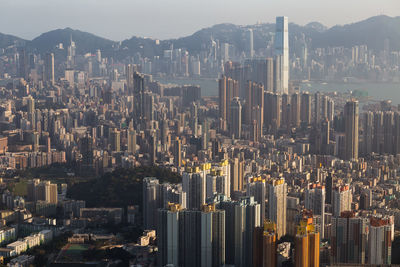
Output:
[219, 76, 239, 132]
[394, 112, 400, 154]
[200, 204, 226, 267]
[174, 137, 181, 168]
[383, 111, 394, 154]
[109, 128, 120, 152]
[290, 92, 301, 128]
[264, 92, 281, 132]
[252, 220, 277, 267]
[363, 111, 373, 155]
[314, 92, 321, 124]
[281, 93, 290, 130]
[177, 204, 225, 267]
[305, 184, 325, 238]
[218, 196, 260, 267]
[332, 185, 352, 217]
[368, 216, 392, 265]
[331, 211, 368, 264]
[27, 95, 35, 130]
[157, 203, 181, 267]
[230, 97, 242, 139]
[344, 100, 359, 160]
[247, 177, 266, 225]
[373, 111, 384, 153]
[245, 81, 264, 129]
[230, 157, 244, 193]
[267, 178, 287, 239]
[182, 164, 211, 210]
[127, 128, 137, 154]
[295, 216, 320, 267]
[27, 179, 58, 204]
[301, 92, 312, 126]
[205, 160, 230, 199]
[143, 177, 162, 229]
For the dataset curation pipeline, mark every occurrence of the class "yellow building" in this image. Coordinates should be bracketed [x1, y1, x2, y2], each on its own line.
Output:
[295, 217, 320, 267]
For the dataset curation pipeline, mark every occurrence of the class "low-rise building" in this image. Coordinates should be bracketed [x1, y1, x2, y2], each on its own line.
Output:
[7, 254, 34, 267]
[7, 241, 27, 255]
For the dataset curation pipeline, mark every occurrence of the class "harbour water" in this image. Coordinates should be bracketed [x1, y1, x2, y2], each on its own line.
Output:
[156, 76, 400, 104]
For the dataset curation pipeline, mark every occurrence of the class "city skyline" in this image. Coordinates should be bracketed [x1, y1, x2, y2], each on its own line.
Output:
[0, 0, 398, 40]
[0, 4, 398, 265]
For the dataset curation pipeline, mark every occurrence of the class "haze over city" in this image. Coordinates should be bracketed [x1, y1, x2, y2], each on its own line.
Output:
[0, 0, 398, 40]
[0, 1, 400, 266]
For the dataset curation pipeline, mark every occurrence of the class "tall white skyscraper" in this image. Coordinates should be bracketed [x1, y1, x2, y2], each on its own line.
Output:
[246, 29, 254, 59]
[275, 16, 289, 94]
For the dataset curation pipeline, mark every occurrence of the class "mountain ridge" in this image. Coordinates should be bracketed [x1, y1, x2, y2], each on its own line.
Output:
[0, 15, 399, 56]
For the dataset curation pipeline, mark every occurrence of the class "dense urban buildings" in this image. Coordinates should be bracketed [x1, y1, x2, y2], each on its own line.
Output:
[0, 8, 398, 267]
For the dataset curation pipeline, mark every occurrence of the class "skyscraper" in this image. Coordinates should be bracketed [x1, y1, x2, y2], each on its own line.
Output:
[200, 204, 226, 267]
[265, 58, 274, 92]
[109, 128, 121, 152]
[219, 76, 239, 132]
[44, 52, 55, 85]
[301, 92, 312, 126]
[179, 209, 201, 267]
[383, 111, 394, 154]
[27, 95, 35, 130]
[182, 164, 210, 210]
[275, 16, 289, 94]
[273, 56, 281, 93]
[368, 216, 392, 265]
[27, 179, 58, 204]
[143, 177, 162, 229]
[219, 76, 228, 131]
[230, 97, 242, 139]
[252, 220, 277, 267]
[157, 203, 181, 267]
[363, 111, 373, 155]
[230, 157, 244, 193]
[267, 178, 287, 239]
[267, 93, 281, 132]
[344, 100, 359, 160]
[246, 29, 254, 59]
[244, 81, 264, 139]
[281, 93, 290, 130]
[290, 92, 301, 128]
[174, 137, 182, 168]
[247, 177, 266, 225]
[332, 185, 352, 217]
[373, 111, 384, 153]
[218, 196, 260, 267]
[162, 204, 225, 267]
[305, 184, 325, 238]
[295, 216, 320, 267]
[127, 128, 137, 154]
[80, 136, 93, 166]
[331, 211, 368, 264]
[314, 92, 321, 124]
[18, 48, 28, 80]
[206, 161, 230, 200]
[394, 112, 400, 155]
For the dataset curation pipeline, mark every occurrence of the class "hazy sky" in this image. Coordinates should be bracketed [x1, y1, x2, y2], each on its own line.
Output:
[0, 0, 398, 41]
